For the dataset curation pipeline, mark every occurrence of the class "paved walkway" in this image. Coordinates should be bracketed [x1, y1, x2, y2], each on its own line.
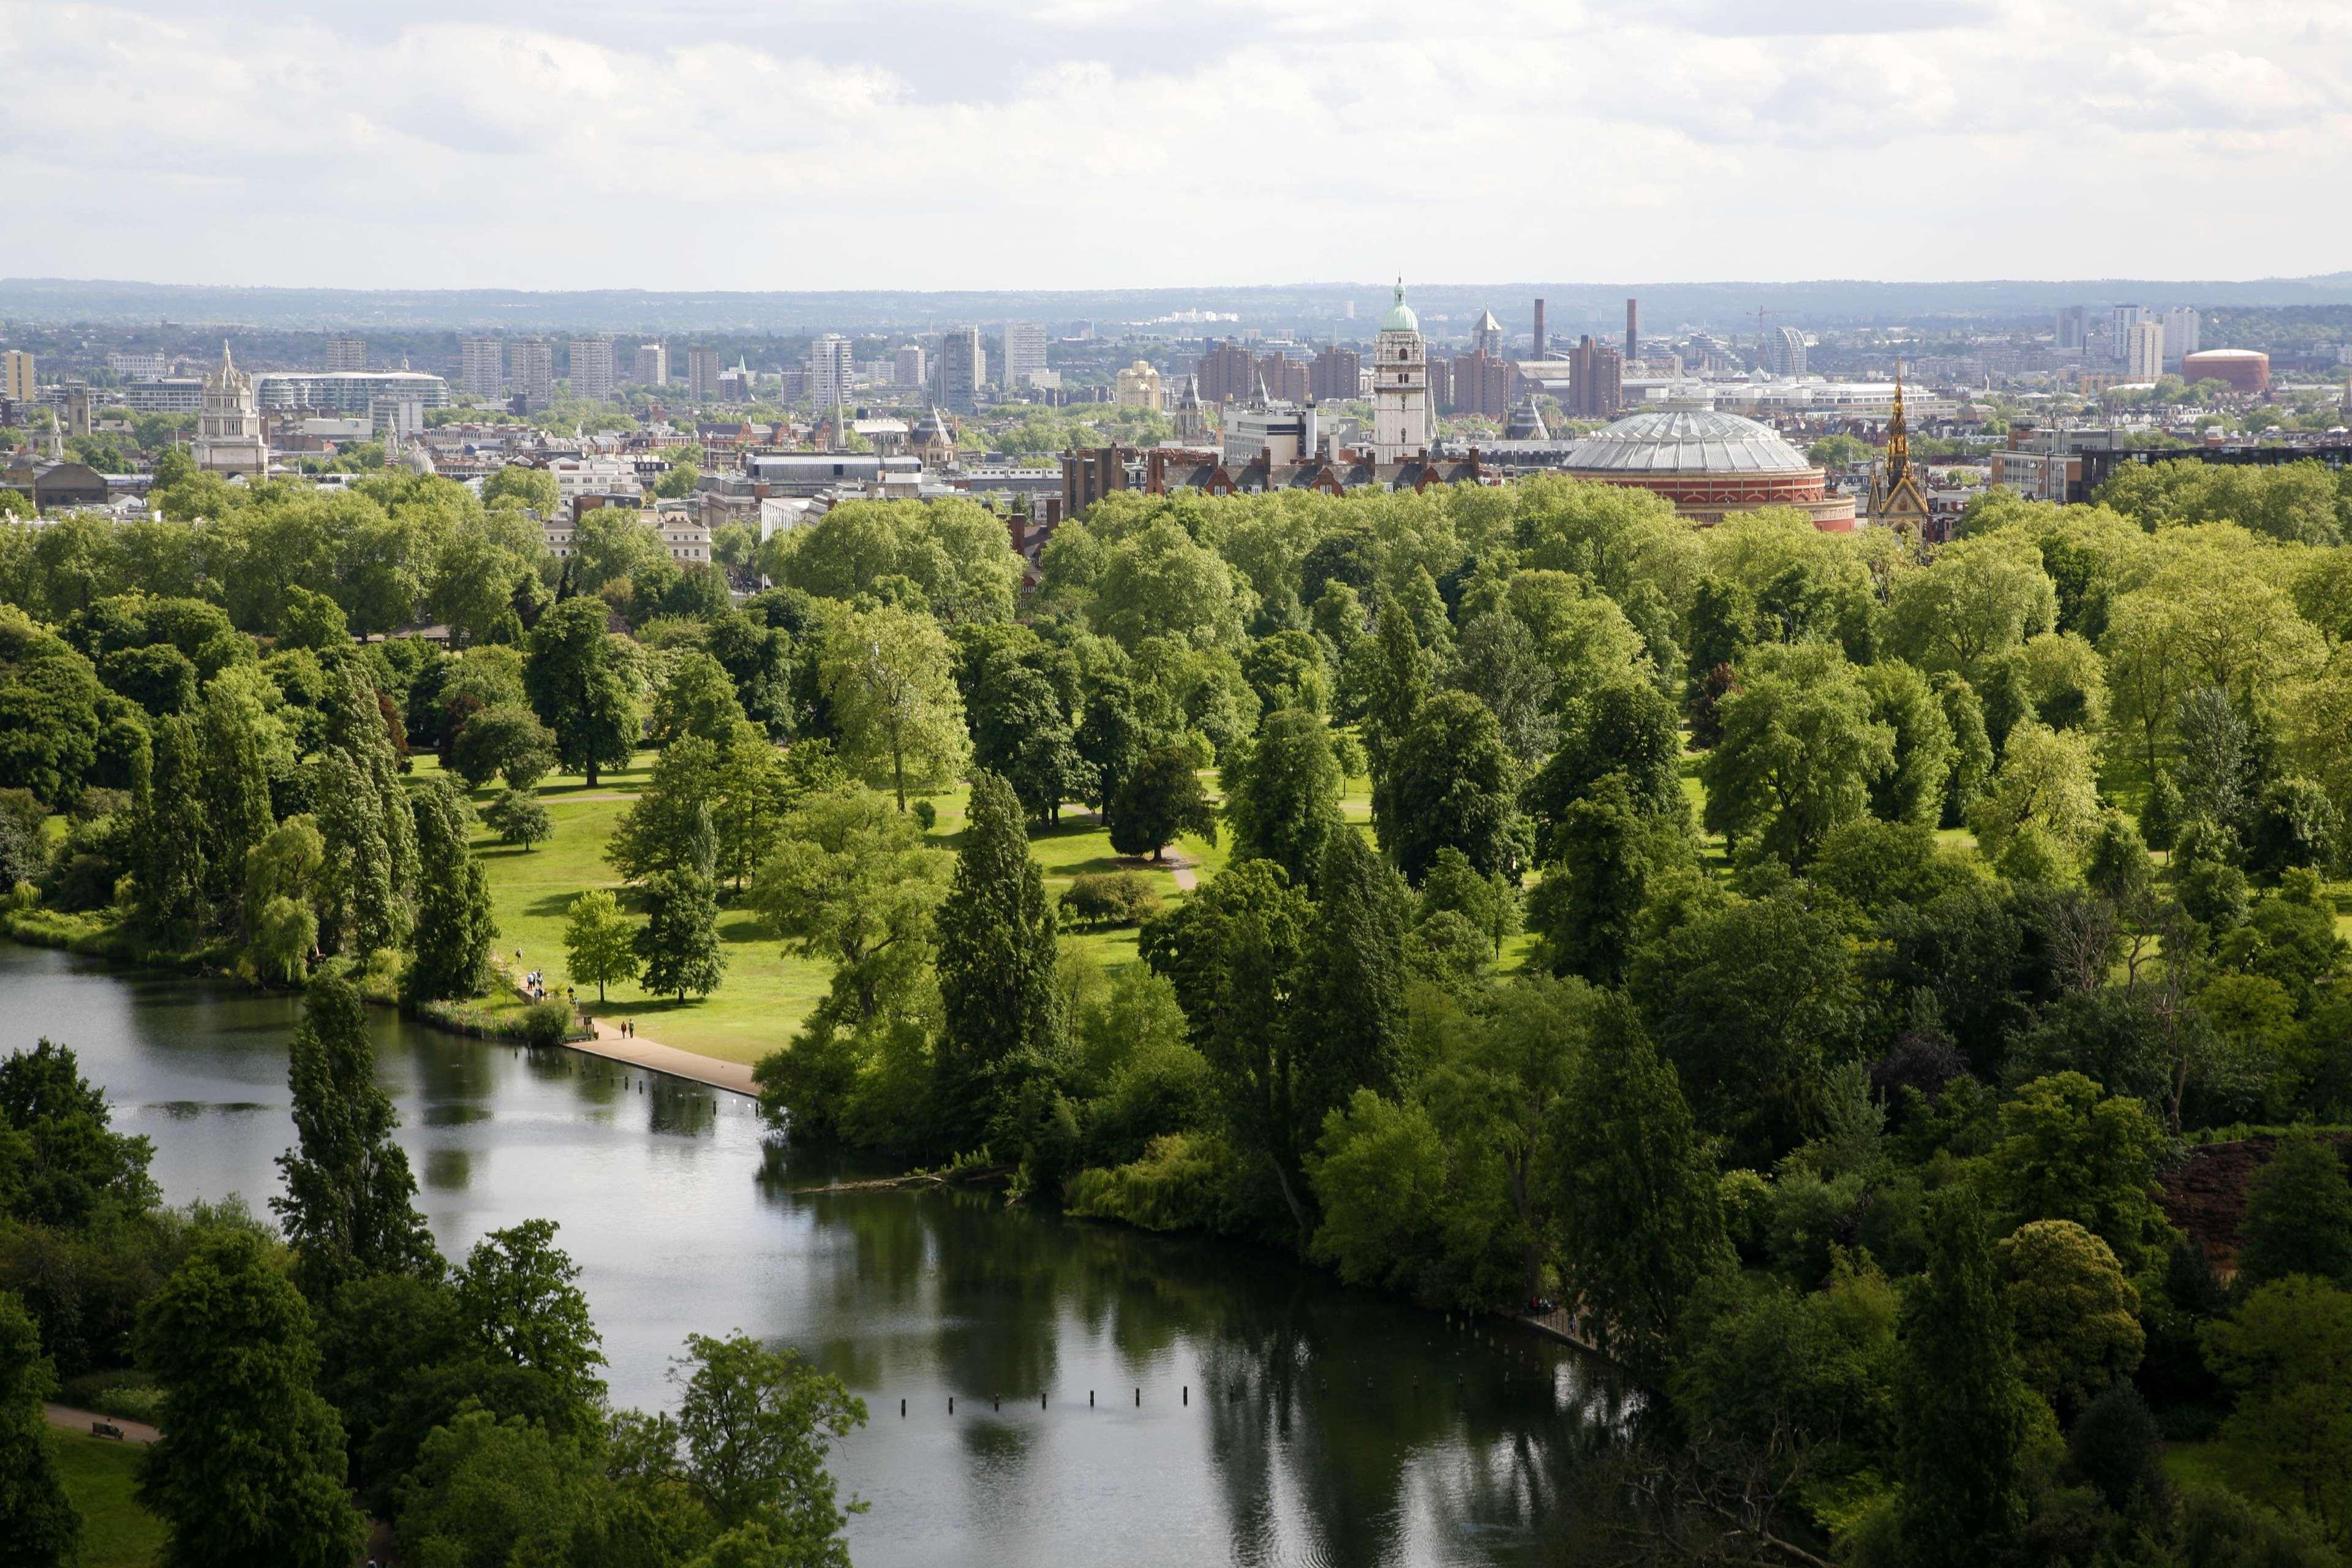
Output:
[567, 1014, 757, 1097]
[45, 1404, 157, 1444]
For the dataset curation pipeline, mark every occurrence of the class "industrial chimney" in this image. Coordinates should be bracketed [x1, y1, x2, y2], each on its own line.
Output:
[1532, 298, 1547, 361]
[1624, 298, 1638, 366]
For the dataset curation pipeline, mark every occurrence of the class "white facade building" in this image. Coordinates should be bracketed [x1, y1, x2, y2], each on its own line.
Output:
[893, 345, 925, 388]
[809, 334, 854, 405]
[570, 337, 617, 400]
[252, 371, 450, 413]
[107, 351, 171, 383]
[633, 343, 668, 387]
[510, 339, 556, 409]
[1001, 320, 1047, 388]
[2162, 307, 2201, 366]
[1370, 281, 1430, 462]
[325, 336, 368, 371]
[193, 342, 270, 479]
[2126, 320, 2166, 382]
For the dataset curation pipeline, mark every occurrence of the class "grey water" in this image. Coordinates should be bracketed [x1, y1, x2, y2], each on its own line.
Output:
[1, 941, 1626, 1567]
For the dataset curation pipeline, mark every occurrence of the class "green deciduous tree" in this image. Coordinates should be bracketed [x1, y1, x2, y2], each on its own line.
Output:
[524, 596, 643, 788]
[817, 603, 967, 811]
[271, 976, 441, 1302]
[2201, 1276, 2352, 1545]
[749, 785, 942, 1028]
[673, 1330, 868, 1553]
[2238, 1129, 2352, 1288]
[1545, 997, 1730, 1378]
[0, 1288, 80, 1568]
[453, 1218, 608, 1419]
[450, 703, 556, 791]
[1997, 1218, 2144, 1416]
[483, 785, 552, 850]
[407, 780, 495, 1002]
[562, 890, 638, 1003]
[134, 712, 208, 929]
[1700, 641, 1893, 865]
[1987, 1072, 2173, 1275]
[635, 851, 725, 1006]
[197, 678, 274, 924]
[1109, 744, 1215, 861]
[135, 1228, 367, 1568]
[1221, 707, 1345, 891]
[1373, 688, 1522, 885]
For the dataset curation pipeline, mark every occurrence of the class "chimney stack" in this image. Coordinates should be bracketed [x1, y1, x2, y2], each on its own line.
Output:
[1532, 298, 1547, 361]
[1624, 298, 1638, 366]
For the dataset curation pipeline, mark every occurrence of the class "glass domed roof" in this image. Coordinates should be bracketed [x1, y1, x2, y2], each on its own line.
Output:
[1562, 407, 1812, 474]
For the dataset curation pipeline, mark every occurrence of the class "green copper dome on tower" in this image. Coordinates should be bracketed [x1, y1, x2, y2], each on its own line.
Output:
[1381, 277, 1419, 333]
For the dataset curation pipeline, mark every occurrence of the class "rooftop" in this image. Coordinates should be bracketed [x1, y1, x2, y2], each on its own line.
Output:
[1562, 407, 1814, 475]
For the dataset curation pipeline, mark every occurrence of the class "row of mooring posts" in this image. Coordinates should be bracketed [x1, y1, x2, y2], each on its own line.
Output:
[899, 1386, 1189, 1416]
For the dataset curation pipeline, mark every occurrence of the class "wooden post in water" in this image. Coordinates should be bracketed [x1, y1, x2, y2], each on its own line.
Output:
[948, 1396, 954, 1414]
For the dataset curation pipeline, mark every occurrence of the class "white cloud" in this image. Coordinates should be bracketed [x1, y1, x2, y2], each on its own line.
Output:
[2, 0, 2348, 288]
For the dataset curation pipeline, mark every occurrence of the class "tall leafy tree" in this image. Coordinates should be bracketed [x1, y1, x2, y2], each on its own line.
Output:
[634, 804, 725, 1003]
[453, 1218, 608, 1419]
[749, 785, 943, 1028]
[1373, 688, 1523, 885]
[0, 1039, 157, 1229]
[1896, 1188, 2038, 1568]
[524, 596, 643, 788]
[1545, 998, 1730, 1378]
[561, 890, 638, 1003]
[272, 976, 442, 1302]
[1528, 774, 1654, 987]
[135, 1228, 368, 1568]
[134, 712, 209, 930]
[1221, 708, 1346, 891]
[314, 749, 405, 957]
[817, 603, 967, 811]
[197, 678, 274, 923]
[607, 734, 722, 884]
[933, 771, 1065, 1149]
[1700, 641, 1894, 865]
[1109, 744, 1215, 861]
[674, 1331, 869, 1555]
[407, 779, 495, 1002]
[0, 1289, 80, 1568]
[1289, 830, 1411, 1148]
[2237, 1129, 2352, 1288]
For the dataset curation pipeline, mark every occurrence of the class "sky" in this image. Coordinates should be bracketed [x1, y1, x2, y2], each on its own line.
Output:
[3, 0, 2347, 292]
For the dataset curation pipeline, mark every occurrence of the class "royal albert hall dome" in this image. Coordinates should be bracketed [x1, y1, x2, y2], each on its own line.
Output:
[1561, 405, 1856, 530]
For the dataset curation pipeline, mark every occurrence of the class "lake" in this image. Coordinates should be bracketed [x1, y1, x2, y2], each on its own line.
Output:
[2, 941, 1627, 1567]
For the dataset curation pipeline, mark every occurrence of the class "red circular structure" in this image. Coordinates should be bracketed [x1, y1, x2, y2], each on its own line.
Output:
[1559, 407, 1856, 530]
[2180, 349, 2269, 393]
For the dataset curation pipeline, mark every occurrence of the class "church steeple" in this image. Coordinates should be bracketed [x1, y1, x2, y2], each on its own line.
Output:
[1885, 363, 1910, 470]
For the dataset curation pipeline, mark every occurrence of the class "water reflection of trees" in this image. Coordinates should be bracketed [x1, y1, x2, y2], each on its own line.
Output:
[768, 1164, 1636, 1566]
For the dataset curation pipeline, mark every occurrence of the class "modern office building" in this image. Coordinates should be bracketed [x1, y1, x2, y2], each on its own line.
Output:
[2125, 320, 2166, 382]
[252, 370, 451, 413]
[1, 350, 33, 402]
[686, 347, 723, 402]
[1370, 281, 1431, 462]
[459, 337, 504, 398]
[324, 336, 367, 371]
[570, 337, 617, 399]
[893, 345, 926, 388]
[2054, 306, 2088, 350]
[107, 351, 172, 382]
[1757, 325, 1807, 377]
[937, 328, 984, 413]
[633, 343, 668, 387]
[1000, 320, 1047, 388]
[2162, 306, 2201, 364]
[2111, 304, 2146, 364]
[510, 338, 556, 409]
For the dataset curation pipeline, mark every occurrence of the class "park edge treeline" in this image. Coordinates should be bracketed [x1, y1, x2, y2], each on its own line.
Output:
[7, 451, 2352, 1563]
[0, 985, 869, 1567]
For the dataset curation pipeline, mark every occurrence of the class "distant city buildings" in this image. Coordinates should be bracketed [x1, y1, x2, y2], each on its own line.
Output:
[1194, 340, 1256, 406]
[1310, 345, 1360, 403]
[324, 336, 367, 371]
[2163, 306, 2201, 364]
[2126, 320, 2166, 382]
[686, 347, 723, 403]
[570, 337, 617, 399]
[1565, 335, 1623, 420]
[1370, 281, 1431, 462]
[937, 328, 984, 413]
[2054, 306, 2088, 350]
[252, 370, 450, 413]
[107, 350, 171, 382]
[1469, 310, 1504, 360]
[459, 336, 504, 399]
[510, 337, 556, 409]
[893, 345, 926, 389]
[1449, 350, 1512, 420]
[2111, 304, 2146, 365]
[1624, 298, 1640, 366]
[1757, 325, 1807, 377]
[810, 334, 854, 407]
[1114, 360, 1163, 410]
[2, 350, 34, 402]
[633, 342, 668, 387]
[1000, 321, 1047, 388]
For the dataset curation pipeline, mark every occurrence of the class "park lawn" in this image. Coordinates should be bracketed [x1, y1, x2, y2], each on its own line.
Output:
[49, 1428, 165, 1568]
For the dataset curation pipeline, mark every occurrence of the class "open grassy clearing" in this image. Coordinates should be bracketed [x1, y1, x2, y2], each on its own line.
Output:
[49, 1428, 166, 1568]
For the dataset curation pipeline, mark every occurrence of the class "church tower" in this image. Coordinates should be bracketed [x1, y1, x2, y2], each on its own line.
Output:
[1371, 279, 1430, 463]
[1868, 365, 1931, 530]
[194, 341, 270, 480]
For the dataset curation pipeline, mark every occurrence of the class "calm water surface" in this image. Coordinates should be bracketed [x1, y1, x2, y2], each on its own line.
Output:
[2, 943, 1626, 1567]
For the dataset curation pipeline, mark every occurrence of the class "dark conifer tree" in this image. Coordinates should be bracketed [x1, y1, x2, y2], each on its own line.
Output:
[406, 780, 495, 1003]
[135, 712, 208, 930]
[933, 771, 1065, 1151]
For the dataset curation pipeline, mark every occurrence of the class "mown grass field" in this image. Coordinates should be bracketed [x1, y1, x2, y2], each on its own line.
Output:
[48, 1428, 165, 1568]
[430, 751, 1209, 1065]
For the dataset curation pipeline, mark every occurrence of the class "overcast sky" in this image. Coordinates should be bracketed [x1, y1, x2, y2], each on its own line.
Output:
[3, 0, 2345, 292]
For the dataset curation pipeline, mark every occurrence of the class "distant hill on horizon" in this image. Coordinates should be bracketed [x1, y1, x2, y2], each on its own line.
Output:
[9, 274, 2352, 334]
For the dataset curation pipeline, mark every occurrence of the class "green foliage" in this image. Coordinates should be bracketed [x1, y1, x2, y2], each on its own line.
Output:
[1987, 1072, 2174, 1275]
[0, 1039, 157, 1231]
[1373, 688, 1523, 884]
[524, 597, 642, 789]
[560, 889, 637, 1003]
[1109, 745, 1215, 860]
[933, 772, 1065, 1151]
[1057, 870, 1161, 929]
[672, 1331, 867, 1556]
[635, 864, 726, 1003]
[1701, 641, 1894, 865]
[407, 779, 496, 1003]
[1996, 1218, 2144, 1415]
[0, 1288, 81, 1567]
[2201, 1276, 2352, 1544]
[483, 785, 552, 850]
[816, 602, 967, 810]
[271, 977, 440, 1303]
[135, 1227, 367, 1568]
[2238, 1130, 2352, 1287]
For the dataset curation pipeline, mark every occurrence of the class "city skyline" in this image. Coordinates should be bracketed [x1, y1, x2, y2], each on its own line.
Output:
[5, 0, 2348, 291]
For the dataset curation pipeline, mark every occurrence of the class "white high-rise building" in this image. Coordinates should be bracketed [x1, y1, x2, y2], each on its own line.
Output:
[1758, 325, 1807, 377]
[2162, 307, 2201, 365]
[809, 334, 854, 405]
[1001, 320, 1047, 388]
[936, 328, 984, 413]
[325, 336, 367, 371]
[459, 337, 504, 399]
[107, 351, 170, 382]
[2126, 320, 2166, 382]
[893, 345, 925, 388]
[193, 342, 270, 479]
[2111, 304, 2146, 365]
[570, 337, 617, 400]
[3, 349, 36, 401]
[633, 343, 668, 387]
[1370, 280, 1430, 463]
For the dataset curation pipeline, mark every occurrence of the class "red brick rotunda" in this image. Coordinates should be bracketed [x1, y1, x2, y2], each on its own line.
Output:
[1559, 405, 1857, 531]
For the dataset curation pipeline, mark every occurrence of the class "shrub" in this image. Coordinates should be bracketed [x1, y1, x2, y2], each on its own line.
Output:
[911, 799, 937, 832]
[1057, 870, 1162, 929]
[519, 1000, 575, 1047]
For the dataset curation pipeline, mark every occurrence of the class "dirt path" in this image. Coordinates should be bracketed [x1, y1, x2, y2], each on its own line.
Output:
[45, 1404, 157, 1444]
